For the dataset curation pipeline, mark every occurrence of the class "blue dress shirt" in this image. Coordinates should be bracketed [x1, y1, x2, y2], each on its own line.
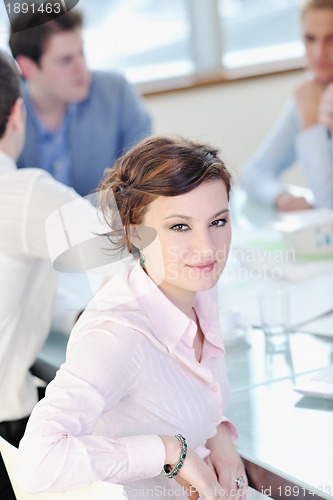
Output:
[18, 71, 152, 196]
[23, 92, 76, 187]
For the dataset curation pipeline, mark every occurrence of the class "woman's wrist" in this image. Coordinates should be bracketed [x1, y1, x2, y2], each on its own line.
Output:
[159, 435, 182, 466]
[163, 434, 187, 478]
[159, 434, 188, 478]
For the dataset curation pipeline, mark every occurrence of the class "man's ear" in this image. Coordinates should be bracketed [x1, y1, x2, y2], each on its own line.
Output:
[8, 98, 25, 131]
[16, 55, 38, 79]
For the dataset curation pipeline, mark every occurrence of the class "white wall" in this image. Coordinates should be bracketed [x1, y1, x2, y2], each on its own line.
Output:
[145, 70, 305, 185]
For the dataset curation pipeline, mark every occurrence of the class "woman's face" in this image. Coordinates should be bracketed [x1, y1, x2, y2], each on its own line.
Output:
[137, 179, 231, 301]
[303, 9, 333, 84]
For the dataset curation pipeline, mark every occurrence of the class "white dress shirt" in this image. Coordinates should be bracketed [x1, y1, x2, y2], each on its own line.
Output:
[0, 151, 79, 421]
[18, 260, 237, 498]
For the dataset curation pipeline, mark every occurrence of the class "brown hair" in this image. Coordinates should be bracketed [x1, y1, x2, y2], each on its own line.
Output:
[98, 135, 232, 254]
[9, 10, 83, 65]
[300, 0, 333, 18]
[0, 50, 21, 139]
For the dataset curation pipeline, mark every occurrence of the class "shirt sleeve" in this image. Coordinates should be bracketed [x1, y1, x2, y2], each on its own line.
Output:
[240, 100, 299, 206]
[22, 172, 80, 260]
[50, 271, 105, 335]
[295, 125, 333, 209]
[16, 324, 166, 493]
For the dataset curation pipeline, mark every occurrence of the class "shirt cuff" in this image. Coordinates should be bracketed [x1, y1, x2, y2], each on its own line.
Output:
[119, 435, 165, 482]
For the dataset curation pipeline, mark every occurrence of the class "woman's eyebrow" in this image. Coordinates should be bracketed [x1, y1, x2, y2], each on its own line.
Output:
[164, 209, 229, 221]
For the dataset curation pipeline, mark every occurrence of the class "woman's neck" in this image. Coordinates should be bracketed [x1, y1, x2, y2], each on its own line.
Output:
[158, 282, 196, 321]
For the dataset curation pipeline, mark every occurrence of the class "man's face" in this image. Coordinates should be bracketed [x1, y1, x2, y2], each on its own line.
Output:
[303, 9, 333, 84]
[32, 28, 90, 104]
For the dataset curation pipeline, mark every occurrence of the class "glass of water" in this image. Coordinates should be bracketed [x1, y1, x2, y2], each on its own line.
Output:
[258, 288, 290, 337]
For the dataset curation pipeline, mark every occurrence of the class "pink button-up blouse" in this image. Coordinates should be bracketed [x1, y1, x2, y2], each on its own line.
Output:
[17, 260, 237, 499]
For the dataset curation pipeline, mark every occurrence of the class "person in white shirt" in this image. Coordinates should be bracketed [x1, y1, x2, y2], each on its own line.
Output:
[0, 50, 84, 500]
[18, 136, 247, 500]
[240, 0, 333, 212]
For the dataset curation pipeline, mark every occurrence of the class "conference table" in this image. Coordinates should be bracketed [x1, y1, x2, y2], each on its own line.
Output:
[31, 324, 333, 500]
[31, 189, 333, 499]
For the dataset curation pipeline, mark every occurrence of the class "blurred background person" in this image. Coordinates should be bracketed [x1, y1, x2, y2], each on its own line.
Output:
[240, 0, 333, 212]
[0, 49, 97, 500]
[9, 9, 152, 197]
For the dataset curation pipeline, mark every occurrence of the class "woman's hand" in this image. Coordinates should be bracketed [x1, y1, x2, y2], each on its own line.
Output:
[294, 79, 333, 136]
[176, 448, 228, 500]
[206, 423, 248, 499]
[318, 83, 333, 135]
[275, 192, 312, 212]
[160, 435, 223, 500]
[294, 79, 323, 129]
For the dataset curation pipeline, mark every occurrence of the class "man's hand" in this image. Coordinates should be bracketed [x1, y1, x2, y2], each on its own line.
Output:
[275, 192, 313, 212]
[294, 80, 324, 129]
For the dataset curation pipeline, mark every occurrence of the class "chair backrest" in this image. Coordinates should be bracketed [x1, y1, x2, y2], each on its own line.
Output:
[0, 436, 124, 499]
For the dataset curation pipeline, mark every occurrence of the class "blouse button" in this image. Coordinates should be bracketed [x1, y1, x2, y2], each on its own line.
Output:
[212, 383, 219, 392]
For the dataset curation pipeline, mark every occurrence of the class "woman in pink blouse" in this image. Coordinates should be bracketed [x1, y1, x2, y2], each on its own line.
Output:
[17, 136, 247, 499]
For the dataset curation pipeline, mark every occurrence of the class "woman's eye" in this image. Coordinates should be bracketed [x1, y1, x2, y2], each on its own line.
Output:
[210, 218, 228, 227]
[170, 224, 190, 232]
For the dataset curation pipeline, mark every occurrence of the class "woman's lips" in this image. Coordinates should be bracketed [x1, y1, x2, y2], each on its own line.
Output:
[187, 262, 216, 271]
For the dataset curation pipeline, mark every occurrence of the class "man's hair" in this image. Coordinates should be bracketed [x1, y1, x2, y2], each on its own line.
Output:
[301, 0, 333, 17]
[9, 10, 83, 65]
[0, 50, 21, 139]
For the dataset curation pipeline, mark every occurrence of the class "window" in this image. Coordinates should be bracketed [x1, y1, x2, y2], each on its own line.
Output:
[219, 0, 304, 74]
[0, 0, 305, 87]
[0, 2, 8, 51]
[82, 0, 192, 83]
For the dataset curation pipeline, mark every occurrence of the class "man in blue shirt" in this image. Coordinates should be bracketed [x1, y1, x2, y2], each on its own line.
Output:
[9, 10, 152, 196]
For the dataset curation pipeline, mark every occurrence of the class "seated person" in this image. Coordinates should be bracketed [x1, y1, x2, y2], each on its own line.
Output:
[0, 50, 96, 500]
[240, 0, 333, 212]
[17, 136, 247, 499]
[9, 9, 152, 197]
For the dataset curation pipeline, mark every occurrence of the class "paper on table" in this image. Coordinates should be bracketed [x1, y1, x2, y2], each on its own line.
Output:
[298, 313, 333, 337]
[218, 247, 333, 329]
[272, 208, 333, 232]
[232, 225, 333, 282]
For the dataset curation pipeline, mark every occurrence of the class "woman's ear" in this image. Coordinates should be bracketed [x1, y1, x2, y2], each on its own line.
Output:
[128, 225, 142, 251]
[129, 225, 157, 250]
